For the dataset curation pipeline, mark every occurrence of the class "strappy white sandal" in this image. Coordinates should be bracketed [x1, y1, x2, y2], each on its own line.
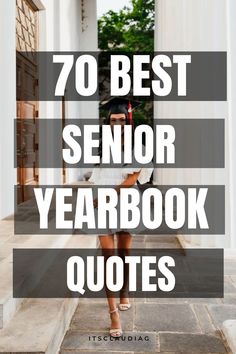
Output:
[109, 308, 123, 338]
[119, 291, 131, 311]
[118, 303, 131, 311]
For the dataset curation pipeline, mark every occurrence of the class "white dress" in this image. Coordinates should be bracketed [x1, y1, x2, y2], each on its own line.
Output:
[89, 143, 153, 185]
[88, 166, 154, 235]
[89, 167, 154, 185]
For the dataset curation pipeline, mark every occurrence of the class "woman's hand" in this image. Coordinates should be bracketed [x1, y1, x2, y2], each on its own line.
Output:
[93, 198, 98, 209]
[115, 170, 141, 195]
[122, 171, 141, 187]
[93, 171, 141, 207]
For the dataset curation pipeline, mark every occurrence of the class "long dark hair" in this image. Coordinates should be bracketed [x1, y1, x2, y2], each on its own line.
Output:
[98, 112, 135, 160]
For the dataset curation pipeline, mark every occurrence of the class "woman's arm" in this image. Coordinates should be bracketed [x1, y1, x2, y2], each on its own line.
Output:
[115, 170, 141, 194]
[93, 171, 141, 208]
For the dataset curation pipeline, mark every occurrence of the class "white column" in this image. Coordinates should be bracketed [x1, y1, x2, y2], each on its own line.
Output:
[154, 0, 228, 248]
[0, 0, 16, 219]
[227, 0, 236, 249]
[78, 0, 98, 120]
[39, 0, 98, 184]
[38, 0, 63, 185]
[76, 0, 99, 182]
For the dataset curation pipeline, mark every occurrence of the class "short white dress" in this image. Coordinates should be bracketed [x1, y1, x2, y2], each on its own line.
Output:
[89, 167, 153, 186]
[88, 166, 154, 235]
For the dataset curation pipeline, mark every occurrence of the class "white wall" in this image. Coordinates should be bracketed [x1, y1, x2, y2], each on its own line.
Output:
[0, 0, 98, 218]
[0, 0, 16, 219]
[38, 0, 82, 185]
[74, 0, 99, 181]
[38, 0, 63, 185]
[227, 0, 236, 249]
[154, 0, 229, 248]
[38, 0, 98, 184]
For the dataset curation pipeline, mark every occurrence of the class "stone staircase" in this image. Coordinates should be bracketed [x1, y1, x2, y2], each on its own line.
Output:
[0, 220, 97, 353]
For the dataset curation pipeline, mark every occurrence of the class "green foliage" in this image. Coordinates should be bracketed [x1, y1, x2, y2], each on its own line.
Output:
[98, 0, 155, 124]
[98, 0, 155, 52]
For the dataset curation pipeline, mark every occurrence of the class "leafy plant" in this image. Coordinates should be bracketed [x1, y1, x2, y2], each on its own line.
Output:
[98, 0, 155, 52]
[98, 0, 155, 125]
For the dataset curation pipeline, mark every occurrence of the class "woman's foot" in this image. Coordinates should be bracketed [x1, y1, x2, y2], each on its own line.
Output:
[109, 308, 122, 337]
[119, 290, 131, 311]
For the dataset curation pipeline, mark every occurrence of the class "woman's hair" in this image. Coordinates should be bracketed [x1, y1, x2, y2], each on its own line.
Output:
[98, 111, 135, 160]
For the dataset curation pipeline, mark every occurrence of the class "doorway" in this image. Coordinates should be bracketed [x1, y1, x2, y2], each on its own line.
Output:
[16, 0, 39, 203]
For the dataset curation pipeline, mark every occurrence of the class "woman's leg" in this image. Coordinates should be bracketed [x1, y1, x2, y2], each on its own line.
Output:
[99, 234, 121, 334]
[117, 232, 132, 305]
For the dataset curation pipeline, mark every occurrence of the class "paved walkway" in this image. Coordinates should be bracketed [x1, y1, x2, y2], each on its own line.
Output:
[60, 235, 236, 354]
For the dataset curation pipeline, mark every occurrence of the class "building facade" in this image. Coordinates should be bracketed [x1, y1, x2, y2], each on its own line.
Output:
[0, 0, 235, 251]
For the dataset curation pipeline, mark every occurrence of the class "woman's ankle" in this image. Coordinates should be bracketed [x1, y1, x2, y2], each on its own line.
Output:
[120, 290, 129, 295]
[120, 290, 129, 301]
[109, 306, 118, 313]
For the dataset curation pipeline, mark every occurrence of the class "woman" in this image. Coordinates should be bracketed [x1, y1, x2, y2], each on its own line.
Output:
[89, 97, 153, 337]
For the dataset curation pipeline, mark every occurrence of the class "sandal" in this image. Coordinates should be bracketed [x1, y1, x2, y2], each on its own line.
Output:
[109, 308, 123, 338]
[119, 290, 131, 311]
[118, 303, 131, 311]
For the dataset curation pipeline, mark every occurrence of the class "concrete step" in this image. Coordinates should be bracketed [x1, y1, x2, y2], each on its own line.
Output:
[0, 298, 79, 354]
[0, 221, 14, 262]
[222, 320, 236, 353]
[0, 230, 97, 353]
[0, 232, 74, 329]
[0, 218, 97, 329]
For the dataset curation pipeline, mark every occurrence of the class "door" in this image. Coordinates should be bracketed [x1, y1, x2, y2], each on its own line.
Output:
[16, 0, 39, 203]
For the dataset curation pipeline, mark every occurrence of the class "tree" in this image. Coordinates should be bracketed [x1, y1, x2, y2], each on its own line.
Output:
[98, 0, 155, 52]
[98, 0, 155, 125]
